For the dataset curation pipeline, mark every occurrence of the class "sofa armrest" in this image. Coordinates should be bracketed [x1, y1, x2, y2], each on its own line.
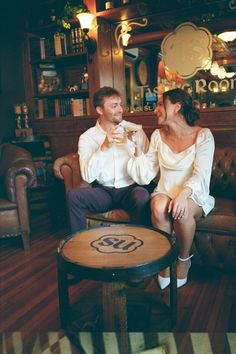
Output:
[6, 161, 36, 201]
[1, 144, 36, 203]
[53, 153, 90, 193]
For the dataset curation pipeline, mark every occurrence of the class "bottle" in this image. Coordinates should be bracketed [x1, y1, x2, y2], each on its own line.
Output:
[122, 0, 131, 5]
[81, 66, 89, 90]
[50, 8, 56, 22]
[105, 1, 114, 10]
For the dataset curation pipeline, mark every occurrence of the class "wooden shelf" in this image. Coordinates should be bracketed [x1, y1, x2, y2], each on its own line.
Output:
[96, 3, 151, 23]
[36, 89, 89, 98]
[31, 51, 87, 64]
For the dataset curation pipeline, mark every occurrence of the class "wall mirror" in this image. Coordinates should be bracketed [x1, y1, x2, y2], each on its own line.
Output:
[122, 2, 236, 112]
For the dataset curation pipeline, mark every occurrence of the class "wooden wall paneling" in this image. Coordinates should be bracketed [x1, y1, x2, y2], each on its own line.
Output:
[32, 106, 236, 158]
[49, 136, 79, 157]
[32, 117, 98, 158]
[23, 33, 35, 119]
[84, 0, 96, 14]
[199, 107, 236, 128]
[89, 18, 114, 93]
[199, 107, 236, 147]
[111, 22, 126, 101]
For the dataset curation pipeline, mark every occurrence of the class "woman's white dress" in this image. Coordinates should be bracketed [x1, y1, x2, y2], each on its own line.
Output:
[127, 128, 215, 216]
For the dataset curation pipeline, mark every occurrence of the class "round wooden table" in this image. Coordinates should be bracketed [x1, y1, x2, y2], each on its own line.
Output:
[57, 224, 177, 333]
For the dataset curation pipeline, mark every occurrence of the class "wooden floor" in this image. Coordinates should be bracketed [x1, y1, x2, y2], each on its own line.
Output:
[1, 215, 236, 334]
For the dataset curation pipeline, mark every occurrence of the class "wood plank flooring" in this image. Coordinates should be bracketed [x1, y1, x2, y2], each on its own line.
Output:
[1, 215, 236, 333]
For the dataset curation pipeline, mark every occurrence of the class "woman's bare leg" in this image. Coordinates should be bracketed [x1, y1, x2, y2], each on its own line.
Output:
[174, 199, 203, 279]
[151, 194, 172, 233]
[151, 194, 172, 277]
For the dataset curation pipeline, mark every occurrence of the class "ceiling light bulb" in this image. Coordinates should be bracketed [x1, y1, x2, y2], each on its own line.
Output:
[210, 61, 219, 76]
[121, 33, 131, 46]
[218, 66, 226, 79]
[225, 72, 235, 78]
[221, 85, 227, 92]
[218, 31, 236, 42]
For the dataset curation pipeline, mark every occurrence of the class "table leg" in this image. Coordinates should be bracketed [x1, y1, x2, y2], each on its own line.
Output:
[57, 256, 70, 328]
[102, 282, 128, 331]
[170, 261, 177, 327]
[103, 282, 130, 353]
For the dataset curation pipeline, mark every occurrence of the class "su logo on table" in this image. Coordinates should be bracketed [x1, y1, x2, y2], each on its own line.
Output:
[91, 234, 143, 253]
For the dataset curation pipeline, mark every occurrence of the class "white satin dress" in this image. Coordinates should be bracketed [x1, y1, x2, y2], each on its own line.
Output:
[127, 128, 215, 216]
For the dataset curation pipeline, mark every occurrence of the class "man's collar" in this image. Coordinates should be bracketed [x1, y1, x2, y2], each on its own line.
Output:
[96, 119, 106, 133]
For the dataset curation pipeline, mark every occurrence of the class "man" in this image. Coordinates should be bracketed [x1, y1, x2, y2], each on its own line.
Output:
[68, 86, 151, 232]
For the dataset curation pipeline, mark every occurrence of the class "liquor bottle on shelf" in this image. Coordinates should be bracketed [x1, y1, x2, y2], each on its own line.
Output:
[80, 66, 89, 90]
[50, 8, 56, 22]
[105, 1, 114, 10]
[121, 0, 131, 5]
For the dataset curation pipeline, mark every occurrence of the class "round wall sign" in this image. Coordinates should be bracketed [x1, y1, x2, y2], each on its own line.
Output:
[136, 59, 148, 86]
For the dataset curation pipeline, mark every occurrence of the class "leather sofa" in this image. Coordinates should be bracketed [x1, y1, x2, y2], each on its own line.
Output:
[54, 146, 236, 270]
[0, 143, 36, 250]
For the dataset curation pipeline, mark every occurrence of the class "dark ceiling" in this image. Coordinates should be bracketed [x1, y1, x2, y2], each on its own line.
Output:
[116, 0, 236, 69]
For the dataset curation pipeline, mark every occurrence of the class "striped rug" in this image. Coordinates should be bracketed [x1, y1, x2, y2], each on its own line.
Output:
[1, 332, 236, 354]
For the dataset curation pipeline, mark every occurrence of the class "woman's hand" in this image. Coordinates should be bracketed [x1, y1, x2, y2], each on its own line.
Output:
[127, 131, 142, 157]
[168, 187, 192, 220]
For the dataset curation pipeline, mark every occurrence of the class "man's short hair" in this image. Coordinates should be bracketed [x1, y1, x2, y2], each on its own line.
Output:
[93, 86, 121, 108]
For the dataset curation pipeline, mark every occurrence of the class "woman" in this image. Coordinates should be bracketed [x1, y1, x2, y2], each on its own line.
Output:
[128, 88, 215, 289]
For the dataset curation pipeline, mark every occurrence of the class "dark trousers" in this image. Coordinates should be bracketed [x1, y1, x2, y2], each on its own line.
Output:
[67, 183, 153, 233]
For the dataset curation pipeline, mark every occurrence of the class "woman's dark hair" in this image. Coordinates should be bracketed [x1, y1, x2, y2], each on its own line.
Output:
[93, 86, 121, 108]
[163, 88, 200, 126]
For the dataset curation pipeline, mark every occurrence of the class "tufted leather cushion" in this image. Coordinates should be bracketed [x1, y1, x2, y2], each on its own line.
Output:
[210, 147, 236, 199]
[192, 146, 236, 269]
[197, 198, 236, 235]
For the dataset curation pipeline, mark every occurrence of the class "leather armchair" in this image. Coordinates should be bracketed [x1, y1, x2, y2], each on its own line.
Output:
[0, 143, 36, 250]
[54, 146, 236, 270]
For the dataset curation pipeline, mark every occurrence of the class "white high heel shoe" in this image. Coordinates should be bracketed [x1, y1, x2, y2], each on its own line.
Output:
[157, 274, 170, 290]
[177, 254, 194, 288]
[157, 254, 194, 290]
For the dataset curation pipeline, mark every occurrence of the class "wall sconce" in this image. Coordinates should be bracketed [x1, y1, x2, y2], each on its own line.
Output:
[218, 31, 236, 42]
[114, 18, 148, 54]
[77, 12, 97, 54]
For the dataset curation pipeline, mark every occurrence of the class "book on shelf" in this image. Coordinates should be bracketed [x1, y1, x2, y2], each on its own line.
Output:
[54, 98, 72, 118]
[29, 36, 46, 60]
[44, 37, 55, 58]
[70, 28, 85, 53]
[61, 34, 68, 55]
[40, 38, 46, 59]
[59, 98, 72, 117]
[85, 98, 90, 115]
[35, 98, 55, 118]
[53, 34, 62, 56]
[71, 98, 84, 116]
[35, 97, 89, 119]
[37, 99, 44, 119]
[53, 33, 68, 56]
[71, 98, 90, 116]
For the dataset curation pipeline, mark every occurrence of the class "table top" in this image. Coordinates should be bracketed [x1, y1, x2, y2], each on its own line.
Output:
[58, 225, 177, 281]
